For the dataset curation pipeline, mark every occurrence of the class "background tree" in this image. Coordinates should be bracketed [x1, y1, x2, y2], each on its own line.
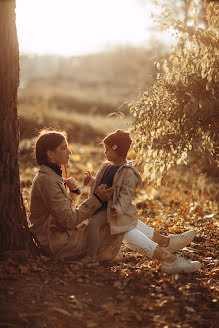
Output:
[0, 0, 30, 251]
[130, 1, 218, 184]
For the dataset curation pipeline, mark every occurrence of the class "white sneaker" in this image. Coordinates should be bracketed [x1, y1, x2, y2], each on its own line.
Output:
[161, 256, 201, 274]
[162, 230, 196, 253]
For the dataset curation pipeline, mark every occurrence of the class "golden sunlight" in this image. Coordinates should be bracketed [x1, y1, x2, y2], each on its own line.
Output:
[16, 0, 159, 56]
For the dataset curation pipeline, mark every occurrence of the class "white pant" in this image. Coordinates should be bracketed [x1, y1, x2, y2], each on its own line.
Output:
[123, 220, 158, 258]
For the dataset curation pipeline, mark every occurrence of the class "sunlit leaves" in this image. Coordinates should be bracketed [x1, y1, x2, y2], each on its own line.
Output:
[130, 1, 218, 184]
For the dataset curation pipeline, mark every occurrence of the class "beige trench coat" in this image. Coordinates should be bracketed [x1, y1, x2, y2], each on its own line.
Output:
[88, 161, 143, 234]
[29, 165, 123, 261]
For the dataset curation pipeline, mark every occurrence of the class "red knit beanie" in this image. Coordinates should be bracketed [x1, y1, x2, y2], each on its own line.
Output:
[103, 129, 132, 158]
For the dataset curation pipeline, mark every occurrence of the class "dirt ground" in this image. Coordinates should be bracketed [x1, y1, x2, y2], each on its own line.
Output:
[0, 220, 218, 328]
[2, 118, 218, 328]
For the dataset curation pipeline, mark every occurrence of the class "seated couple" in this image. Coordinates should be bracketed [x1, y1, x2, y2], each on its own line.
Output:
[29, 128, 201, 274]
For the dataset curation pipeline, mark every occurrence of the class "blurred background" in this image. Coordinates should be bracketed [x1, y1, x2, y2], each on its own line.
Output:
[16, 0, 217, 211]
[16, 0, 175, 145]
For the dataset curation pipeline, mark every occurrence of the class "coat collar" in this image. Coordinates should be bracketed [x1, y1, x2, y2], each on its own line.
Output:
[39, 165, 64, 184]
[38, 165, 71, 199]
[101, 161, 143, 187]
[122, 161, 134, 168]
[102, 160, 134, 168]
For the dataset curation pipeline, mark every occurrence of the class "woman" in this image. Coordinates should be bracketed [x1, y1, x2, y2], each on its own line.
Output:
[29, 129, 201, 274]
[29, 129, 118, 261]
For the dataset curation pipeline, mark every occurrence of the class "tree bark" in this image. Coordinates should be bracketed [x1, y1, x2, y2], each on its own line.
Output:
[0, 0, 30, 251]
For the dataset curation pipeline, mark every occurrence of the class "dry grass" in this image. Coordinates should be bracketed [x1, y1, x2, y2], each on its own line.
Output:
[18, 103, 132, 145]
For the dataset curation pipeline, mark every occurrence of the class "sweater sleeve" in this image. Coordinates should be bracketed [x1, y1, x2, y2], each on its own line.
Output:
[37, 177, 102, 230]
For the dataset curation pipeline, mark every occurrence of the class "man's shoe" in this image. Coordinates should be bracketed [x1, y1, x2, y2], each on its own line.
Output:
[161, 256, 201, 274]
[162, 230, 196, 253]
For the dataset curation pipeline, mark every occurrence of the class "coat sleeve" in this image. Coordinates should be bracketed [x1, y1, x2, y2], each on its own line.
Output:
[111, 169, 137, 216]
[36, 177, 102, 230]
[68, 190, 81, 209]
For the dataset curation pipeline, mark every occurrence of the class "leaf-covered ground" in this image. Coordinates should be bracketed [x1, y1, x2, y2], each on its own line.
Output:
[1, 142, 218, 328]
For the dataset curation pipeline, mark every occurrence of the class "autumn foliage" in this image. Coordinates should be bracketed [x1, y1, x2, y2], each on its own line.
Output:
[1, 2, 218, 327]
[130, 1, 218, 184]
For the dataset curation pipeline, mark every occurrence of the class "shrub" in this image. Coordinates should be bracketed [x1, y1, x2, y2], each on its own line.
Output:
[130, 1, 218, 184]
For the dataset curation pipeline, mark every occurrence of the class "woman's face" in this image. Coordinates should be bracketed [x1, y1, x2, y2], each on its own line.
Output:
[47, 138, 72, 166]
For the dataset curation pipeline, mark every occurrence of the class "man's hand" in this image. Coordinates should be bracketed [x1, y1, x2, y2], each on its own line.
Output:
[95, 184, 114, 202]
[64, 177, 79, 191]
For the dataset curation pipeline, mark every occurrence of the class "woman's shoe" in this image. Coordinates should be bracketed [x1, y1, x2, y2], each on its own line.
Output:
[161, 255, 201, 274]
[162, 230, 196, 253]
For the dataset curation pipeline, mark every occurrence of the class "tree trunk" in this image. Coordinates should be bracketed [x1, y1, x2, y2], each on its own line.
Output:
[0, 0, 30, 251]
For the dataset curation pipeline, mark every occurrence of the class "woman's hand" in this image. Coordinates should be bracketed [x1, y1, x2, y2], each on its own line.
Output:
[64, 177, 79, 191]
[95, 184, 114, 202]
[84, 171, 91, 186]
